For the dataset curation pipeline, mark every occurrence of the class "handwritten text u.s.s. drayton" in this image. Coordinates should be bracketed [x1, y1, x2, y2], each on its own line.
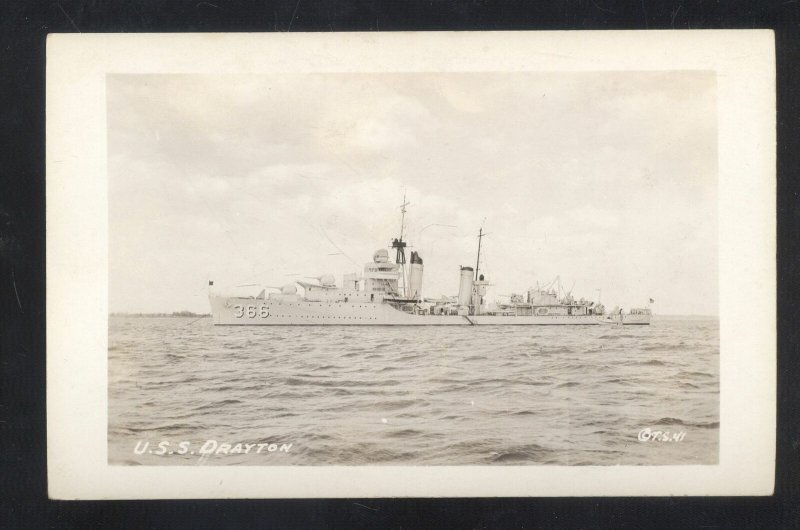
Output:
[133, 439, 292, 456]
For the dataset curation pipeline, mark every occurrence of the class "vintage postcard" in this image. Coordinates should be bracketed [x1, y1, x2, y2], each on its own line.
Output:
[47, 31, 775, 498]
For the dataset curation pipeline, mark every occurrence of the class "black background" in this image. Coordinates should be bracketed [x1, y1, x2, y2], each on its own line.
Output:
[1, 1, 798, 527]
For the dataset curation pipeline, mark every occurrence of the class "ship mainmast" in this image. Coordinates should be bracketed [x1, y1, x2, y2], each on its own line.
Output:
[475, 221, 489, 281]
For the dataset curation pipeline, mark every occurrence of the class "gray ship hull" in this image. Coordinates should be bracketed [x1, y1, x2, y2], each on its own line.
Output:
[210, 296, 603, 326]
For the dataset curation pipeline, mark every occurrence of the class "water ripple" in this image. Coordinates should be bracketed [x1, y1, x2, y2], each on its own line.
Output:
[108, 316, 719, 466]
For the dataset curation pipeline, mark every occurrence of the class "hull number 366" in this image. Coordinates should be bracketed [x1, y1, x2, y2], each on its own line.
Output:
[233, 304, 270, 318]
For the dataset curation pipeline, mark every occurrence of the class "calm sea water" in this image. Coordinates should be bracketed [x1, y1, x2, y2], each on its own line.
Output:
[108, 317, 719, 466]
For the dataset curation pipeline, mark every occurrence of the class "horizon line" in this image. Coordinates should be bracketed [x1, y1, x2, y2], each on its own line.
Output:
[108, 311, 720, 318]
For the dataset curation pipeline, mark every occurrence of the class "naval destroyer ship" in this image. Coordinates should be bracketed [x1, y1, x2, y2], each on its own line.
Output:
[209, 199, 651, 326]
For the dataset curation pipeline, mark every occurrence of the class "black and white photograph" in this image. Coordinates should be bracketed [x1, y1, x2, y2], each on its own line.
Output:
[46, 31, 775, 498]
[107, 70, 718, 466]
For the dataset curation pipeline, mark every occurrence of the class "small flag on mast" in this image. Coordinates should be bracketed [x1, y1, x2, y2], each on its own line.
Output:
[649, 298, 654, 303]
[209, 280, 214, 286]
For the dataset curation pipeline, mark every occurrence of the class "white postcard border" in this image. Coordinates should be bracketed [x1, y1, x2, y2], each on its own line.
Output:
[46, 30, 775, 499]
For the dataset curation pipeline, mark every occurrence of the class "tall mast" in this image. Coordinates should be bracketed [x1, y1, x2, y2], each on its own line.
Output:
[475, 221, 489, 281]
[475, 228, 482, 281]
[391, 192, 410, 297]
[399, 191, 409, 243]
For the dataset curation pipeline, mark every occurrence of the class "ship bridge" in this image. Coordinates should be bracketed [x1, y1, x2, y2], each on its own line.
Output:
[363, 248, 401, 295]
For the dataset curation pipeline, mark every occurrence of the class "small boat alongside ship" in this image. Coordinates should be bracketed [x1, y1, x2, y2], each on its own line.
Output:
[209, 197, 651, 326]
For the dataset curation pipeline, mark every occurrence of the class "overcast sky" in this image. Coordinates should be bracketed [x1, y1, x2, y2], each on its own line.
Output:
[108, 71, 717, 315]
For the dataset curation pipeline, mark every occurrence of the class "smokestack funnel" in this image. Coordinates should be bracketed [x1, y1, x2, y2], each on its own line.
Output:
[458, 266, 474, 306]
[408, 252, 424, 300]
